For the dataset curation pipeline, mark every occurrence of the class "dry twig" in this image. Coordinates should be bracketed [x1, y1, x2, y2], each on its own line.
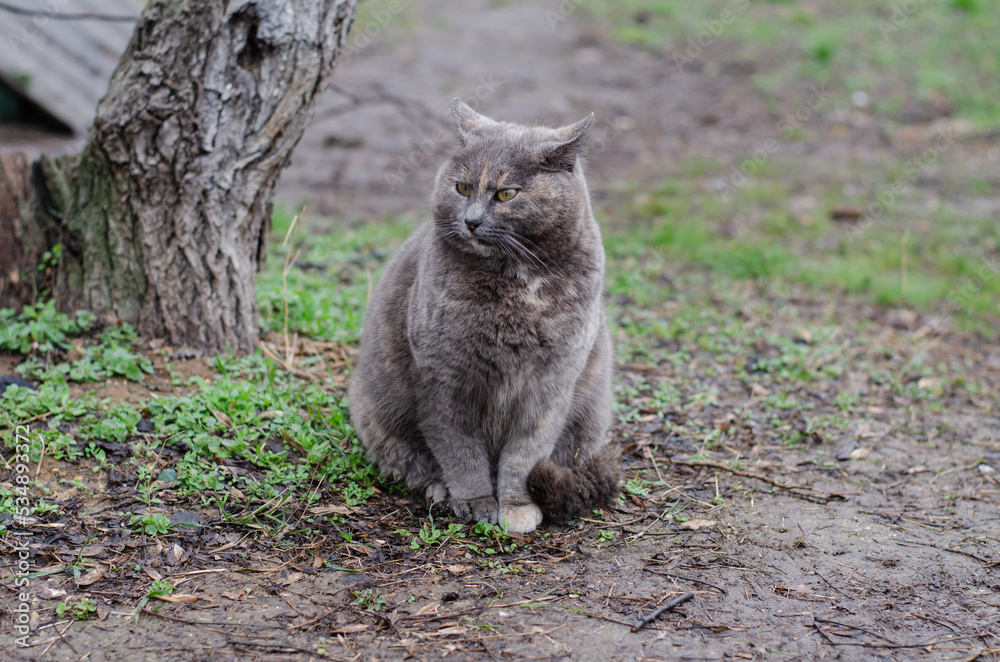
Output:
[632, 592, 694, 632]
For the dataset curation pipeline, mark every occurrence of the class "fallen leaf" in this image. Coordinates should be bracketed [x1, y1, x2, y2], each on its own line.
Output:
[680, 518, 717, 530]
[53, 488, 77, 502]
[154, 594, 200, 604]
[144, 567, 163, 582]
[330, 623, 368, 634]
[75, 569, 104, 587]
[210, 409, 233, 428]
[279, 572, 304, 586]
[308, 505, 355, 516]
[416, 602, 440, 616]
[429, 626, 466, 637]
[446, 564, 475, 575]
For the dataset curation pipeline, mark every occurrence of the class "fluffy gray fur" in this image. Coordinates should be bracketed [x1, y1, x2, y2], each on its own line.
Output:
[348, 99, 620, 533]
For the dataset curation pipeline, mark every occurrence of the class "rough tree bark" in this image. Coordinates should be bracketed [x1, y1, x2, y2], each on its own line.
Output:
[0, 0, 357, 353]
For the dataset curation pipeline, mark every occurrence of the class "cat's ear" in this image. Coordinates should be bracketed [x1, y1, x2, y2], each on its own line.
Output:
[452, 98, 494, 144]
[539, 113, 594, 172]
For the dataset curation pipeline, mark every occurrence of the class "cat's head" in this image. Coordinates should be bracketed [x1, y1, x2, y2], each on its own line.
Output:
[431, 99, 595, 265]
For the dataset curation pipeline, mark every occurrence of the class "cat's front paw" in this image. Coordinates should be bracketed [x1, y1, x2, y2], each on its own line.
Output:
[499, 503, 543, 533]
[450, 496, 499, 524]
[425, 481, 448, 504]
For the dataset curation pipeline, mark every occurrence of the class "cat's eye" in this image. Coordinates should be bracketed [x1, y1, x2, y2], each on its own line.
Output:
[496, 188, 518, 202]
[456, 183, 472, 197]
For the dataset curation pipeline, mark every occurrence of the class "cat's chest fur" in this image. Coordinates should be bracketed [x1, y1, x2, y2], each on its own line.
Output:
[410, 248, 597, 367]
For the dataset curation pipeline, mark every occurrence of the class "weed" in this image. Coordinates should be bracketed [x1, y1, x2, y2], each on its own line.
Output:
[484, 560, 523, 573]
[0, 482, 62, 526]
[55, 597, 98, 621]
[133, 579, 176, 616]
[129, 512, 172, 536]
[395, 515, 466, 550]
[0, 302, 95, 354]
[352, 588, 388, 611]
[467, 521, 517, 556]
[0, 381, 94, 430]
[623, 477, 651, 498]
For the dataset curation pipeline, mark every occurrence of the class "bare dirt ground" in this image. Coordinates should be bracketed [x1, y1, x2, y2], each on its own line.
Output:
[6, 307, 999, 661]
[4, 0, 1000, 660]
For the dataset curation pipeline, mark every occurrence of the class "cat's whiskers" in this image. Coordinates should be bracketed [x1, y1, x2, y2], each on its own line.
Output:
[505, 233, 557, 278]
[497, 236, 520, 267]
[510, 232, 558, 271]
[504, 235, 545, 273]
[501, 235, 531, 268]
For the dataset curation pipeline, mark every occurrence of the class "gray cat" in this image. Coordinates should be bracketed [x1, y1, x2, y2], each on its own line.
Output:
[348, 99, 620, 533]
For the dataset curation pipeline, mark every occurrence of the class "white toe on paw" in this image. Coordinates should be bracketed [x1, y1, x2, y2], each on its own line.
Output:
[500, 503, 543, 533]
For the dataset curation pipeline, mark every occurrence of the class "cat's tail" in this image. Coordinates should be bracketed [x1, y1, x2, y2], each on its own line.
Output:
[526, 445, 622, 523]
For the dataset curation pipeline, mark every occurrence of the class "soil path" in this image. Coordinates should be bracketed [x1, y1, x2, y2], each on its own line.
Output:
[278, 0, 774, 221]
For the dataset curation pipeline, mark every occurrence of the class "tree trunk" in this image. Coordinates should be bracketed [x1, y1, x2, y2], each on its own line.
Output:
[0, 0, 357, 353]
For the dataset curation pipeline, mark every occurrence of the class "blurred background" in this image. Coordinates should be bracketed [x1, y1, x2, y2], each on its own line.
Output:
[2, 0, 997, 335]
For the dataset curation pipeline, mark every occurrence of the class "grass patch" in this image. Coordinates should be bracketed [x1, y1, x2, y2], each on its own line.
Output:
[0, 214, 411, 535]
[589, 0, 1000, 128]
[258, 208, 412, 342]
[602, 151, 1000, 328]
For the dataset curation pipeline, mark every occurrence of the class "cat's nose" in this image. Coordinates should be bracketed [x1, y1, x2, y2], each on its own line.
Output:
[465, 218, 482, 234]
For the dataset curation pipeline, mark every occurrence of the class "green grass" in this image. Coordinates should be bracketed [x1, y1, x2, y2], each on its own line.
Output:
[601, 150, 1000, 328]
[589, 0, 1000, 323]
[0, 215, 407, 532]
[0, 302, 95, 354]
[588, 0, 1000, 128]
[258, 208, 412, 342]
[55, 597, 98, 621]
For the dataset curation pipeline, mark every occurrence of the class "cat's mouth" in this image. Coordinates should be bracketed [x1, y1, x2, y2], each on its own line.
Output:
[442, 224, 532, 263]
[467, 230, 548, 272]
[466, 233, 501, 256]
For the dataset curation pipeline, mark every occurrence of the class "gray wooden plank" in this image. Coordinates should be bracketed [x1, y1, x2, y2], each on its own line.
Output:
[0, 0, 142, 133]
